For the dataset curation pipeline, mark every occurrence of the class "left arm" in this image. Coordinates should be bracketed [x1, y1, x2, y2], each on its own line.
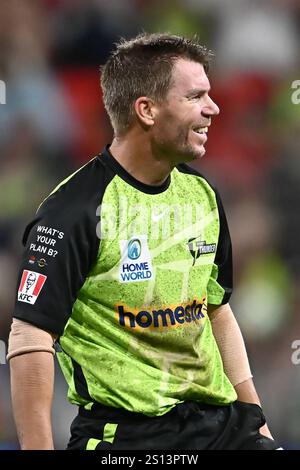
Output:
[208, 302, 273, 439]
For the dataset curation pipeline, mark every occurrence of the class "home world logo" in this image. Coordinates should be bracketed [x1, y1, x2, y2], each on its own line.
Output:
[119, 236, 154, 282]
[128, 239, 141, 260]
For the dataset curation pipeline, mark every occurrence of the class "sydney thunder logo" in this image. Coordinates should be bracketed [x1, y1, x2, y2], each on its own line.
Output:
[188, 237, 216, 266]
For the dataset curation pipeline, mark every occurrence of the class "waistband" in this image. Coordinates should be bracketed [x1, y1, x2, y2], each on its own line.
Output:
[78, 400, 230, 423]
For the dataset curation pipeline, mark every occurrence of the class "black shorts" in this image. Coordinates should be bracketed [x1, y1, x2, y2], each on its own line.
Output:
[66, 400, 279, 450]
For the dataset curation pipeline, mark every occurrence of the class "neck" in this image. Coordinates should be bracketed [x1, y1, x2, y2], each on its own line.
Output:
[109, 131, 175, 186]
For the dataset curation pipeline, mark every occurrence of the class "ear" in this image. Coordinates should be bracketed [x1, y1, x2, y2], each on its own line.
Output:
[134, 97, 157, 127]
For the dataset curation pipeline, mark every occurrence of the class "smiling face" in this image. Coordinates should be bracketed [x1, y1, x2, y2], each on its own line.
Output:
[151, 59, 220, 164]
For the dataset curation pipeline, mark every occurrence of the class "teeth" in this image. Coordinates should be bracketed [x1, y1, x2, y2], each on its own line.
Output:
[194, 127, 208, 134]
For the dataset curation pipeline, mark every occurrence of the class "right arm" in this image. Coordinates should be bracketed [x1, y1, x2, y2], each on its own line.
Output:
[10, 350, 55, 450]
[9, 161, 102, 448]
[8, 319, 56, 450]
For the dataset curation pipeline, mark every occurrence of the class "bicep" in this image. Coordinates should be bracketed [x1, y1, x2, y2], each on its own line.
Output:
[207, 302, 232, 321]
[7, 318, 57, 361]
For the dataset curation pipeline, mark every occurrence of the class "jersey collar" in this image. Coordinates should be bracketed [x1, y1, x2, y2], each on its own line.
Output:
[99, 145, 171, 195]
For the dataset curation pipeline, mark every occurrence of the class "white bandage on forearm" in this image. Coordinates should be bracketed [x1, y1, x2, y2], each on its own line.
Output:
[210, 305, 252, 387]
[7, 318, 55, 361]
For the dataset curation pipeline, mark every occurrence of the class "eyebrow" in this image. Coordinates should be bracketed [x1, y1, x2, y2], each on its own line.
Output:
[186, 87, 211, 97]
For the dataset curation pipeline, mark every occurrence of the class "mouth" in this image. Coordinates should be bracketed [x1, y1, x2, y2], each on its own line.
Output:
[192, 126, 209, 135]
[192, 126, 209, 144]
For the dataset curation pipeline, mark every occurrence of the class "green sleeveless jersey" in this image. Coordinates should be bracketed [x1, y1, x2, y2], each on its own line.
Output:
[14, 146, 237, 416]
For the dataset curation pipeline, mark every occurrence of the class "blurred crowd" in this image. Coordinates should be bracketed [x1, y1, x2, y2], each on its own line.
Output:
[0, 0, 300, 450]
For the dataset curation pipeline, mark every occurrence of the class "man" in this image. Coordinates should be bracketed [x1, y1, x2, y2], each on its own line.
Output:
[8, 33, 279, 450]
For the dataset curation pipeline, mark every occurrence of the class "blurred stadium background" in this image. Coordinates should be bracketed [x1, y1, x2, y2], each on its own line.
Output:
[0, 0, 300, 450]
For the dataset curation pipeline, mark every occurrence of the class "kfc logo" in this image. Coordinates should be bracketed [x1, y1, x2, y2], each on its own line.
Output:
[18, 270, 47, 305]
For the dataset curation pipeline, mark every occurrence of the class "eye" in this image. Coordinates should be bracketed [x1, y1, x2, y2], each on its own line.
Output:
[187, 95, 198, 102]
[189, 92, 205, 101]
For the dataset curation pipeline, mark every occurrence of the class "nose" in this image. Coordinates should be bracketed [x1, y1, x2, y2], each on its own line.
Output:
[202, 96, 220, 117]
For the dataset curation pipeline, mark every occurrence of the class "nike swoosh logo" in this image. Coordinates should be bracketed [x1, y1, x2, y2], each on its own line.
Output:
[152, 209, 169, 222]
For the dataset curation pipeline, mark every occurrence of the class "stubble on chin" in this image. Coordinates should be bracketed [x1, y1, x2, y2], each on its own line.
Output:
[194, 148, 206, 160]
[183, 144, 206, 162]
